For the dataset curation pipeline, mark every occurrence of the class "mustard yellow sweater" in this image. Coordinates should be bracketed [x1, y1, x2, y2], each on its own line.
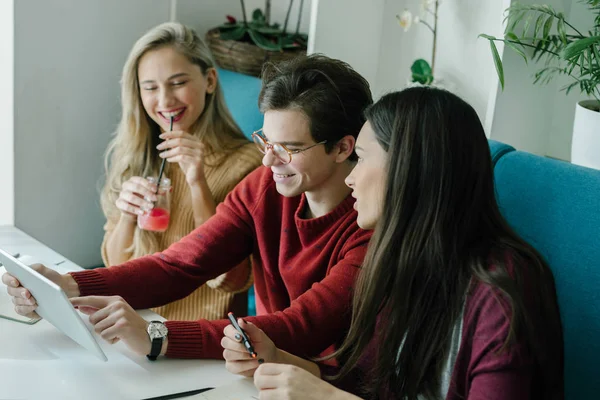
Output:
[101, 142, 262, 321]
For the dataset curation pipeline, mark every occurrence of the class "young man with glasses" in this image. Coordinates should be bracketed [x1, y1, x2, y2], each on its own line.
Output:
[5, 55, 373, 367]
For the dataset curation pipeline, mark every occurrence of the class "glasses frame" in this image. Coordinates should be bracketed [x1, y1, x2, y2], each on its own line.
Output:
[251, 129, 327, 164]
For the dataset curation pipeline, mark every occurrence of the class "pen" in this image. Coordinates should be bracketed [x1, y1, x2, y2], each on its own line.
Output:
[141, 387, 213, 400]
[227, 312, 258, 359]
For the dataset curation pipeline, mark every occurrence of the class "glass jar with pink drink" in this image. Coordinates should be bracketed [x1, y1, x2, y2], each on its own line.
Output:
[138, 177, 171, 232]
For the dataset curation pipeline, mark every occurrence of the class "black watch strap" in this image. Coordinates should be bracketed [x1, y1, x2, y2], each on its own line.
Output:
[146, 337, 162, 361]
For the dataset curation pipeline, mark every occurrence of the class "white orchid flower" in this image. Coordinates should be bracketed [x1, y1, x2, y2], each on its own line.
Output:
[396, 9, 413, 32]
[421, 0, 436, 10]
[414, 15, 420, 25]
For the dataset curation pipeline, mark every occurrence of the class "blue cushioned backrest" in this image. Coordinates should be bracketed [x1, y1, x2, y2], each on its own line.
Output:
[488, 139, 515, 166]
[217, 69, 263, 139]
[493, 151, 600, 399]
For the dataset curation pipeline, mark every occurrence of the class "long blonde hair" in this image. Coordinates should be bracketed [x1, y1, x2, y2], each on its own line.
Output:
[101, 22, 248, 259]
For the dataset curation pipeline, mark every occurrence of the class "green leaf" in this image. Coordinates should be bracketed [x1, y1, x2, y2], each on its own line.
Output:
[251, 24, 282, 35]
[248, 29, 282, 51]
[533, 69, 544, 85]
[505, 32, 519, 42]
[281, 40, 300, 49]
[531, 4, 556, 16]
[567, 58, 578, 75]
[533, 14, 545, 38]
[219, 26, 247, 41]
[532, 38, 545, 60]
[489, 41, 504, 90]
[505, 39, 528, 64]
[252, 8, 265, 24]
[535, 39, 552, 63]
[217, 23, 243, 31]
[505, 32, 527, 55]
[508, 11, 526, 34]
[410, 59, 434, 84]
[557, 13, 567, 44]
[563, 80, 579, 95]
[592, 41, 600, 67]
[478, 33, 497, 41]
[562, 36, 600, 60]
[579, 52, 586, 72]
[523, 14, 533, 36]
[543, 15, 553, 38]
[533, 66, 560, 85]
[279, 33, 307, 49]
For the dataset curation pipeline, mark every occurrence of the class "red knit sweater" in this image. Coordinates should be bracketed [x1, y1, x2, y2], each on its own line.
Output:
[71, 166, 371, 359]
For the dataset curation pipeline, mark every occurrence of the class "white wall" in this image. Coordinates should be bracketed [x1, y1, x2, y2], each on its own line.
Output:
[308, 0, 385, 88]
[0, 0, 14, 226]
[177, 0, 312, 38]
[14, 0, 170, 267]
[374, 0, 507, 127]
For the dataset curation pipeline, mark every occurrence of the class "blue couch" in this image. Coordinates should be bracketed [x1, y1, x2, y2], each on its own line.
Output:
[490, 140, 600, 400]
[220, 70, 600, 399]
[218, 68, 264, 138]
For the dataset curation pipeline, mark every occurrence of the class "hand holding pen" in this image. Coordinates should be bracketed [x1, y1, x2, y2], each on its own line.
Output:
[227, 312, 260, 359]
[222, 313, 277, 377]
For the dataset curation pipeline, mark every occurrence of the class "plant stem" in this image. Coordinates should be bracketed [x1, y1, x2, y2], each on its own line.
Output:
[419, 20, 435, 33]
[501, 38, 562, 58]
[240, 0, 248, 27]
[282, 0, 294, 35]
[562, 20, 584, 37]
[431, 0, 439, 75]
[265, 0, 271, 25]
[295, 0, 304, 35]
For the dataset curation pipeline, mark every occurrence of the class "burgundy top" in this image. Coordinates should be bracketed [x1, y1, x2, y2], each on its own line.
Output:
[349, 275, 563, 399]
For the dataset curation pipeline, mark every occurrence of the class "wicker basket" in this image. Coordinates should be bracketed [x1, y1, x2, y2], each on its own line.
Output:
[206, 28, 306, 78]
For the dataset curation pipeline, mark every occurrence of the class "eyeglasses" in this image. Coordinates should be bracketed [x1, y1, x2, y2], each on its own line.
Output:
[251, 129, 327, 165]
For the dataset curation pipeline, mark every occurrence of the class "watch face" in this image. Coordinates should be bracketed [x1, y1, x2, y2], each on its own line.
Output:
[148, 322, 168, 340]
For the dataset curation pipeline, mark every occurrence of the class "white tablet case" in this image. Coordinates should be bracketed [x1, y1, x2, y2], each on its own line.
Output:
[0, 249, 107, 361]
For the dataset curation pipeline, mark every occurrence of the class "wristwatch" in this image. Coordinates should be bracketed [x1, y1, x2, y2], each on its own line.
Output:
[146, 320, 168, 361]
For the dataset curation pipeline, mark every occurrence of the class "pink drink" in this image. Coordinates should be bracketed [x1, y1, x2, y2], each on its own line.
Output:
[138, 207, 170, 232]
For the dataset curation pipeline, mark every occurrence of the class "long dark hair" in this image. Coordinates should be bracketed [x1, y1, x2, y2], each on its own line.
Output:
[258, 54, 373, 161]
[333, 88, 563, 399]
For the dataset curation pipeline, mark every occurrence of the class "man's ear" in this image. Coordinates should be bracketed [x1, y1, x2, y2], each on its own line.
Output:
[205, 68, 217, 94]
[334, 135, 356, 163]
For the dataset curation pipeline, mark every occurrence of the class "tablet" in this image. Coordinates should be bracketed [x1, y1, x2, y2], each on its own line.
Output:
[0, 248, 108, 361]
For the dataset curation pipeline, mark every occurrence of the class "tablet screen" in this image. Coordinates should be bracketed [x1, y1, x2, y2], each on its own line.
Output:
[0, 248, 107, 361]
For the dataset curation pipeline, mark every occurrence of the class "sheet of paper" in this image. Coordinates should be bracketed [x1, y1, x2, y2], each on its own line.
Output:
[192, 378, 259, 399]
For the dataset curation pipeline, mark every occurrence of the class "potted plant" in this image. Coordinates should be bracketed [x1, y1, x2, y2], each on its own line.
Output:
[206, 0, 308, 78]
[480, 1, 600, 169]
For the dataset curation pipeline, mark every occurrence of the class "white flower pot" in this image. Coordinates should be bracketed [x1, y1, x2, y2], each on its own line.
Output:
[571, 100, 600, 170]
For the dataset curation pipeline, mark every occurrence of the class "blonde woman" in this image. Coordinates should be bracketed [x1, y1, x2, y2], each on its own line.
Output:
[100, 22, 262, 321]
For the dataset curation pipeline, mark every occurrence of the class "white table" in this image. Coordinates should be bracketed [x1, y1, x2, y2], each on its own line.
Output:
[0, 225, 243, 400]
